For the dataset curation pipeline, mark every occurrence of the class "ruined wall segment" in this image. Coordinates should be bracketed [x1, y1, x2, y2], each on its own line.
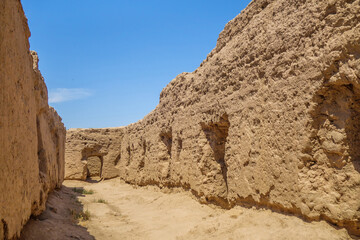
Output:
[0, 0, 66, 239]
[65, 0, 360, 236]
[65, 128, 124, 180]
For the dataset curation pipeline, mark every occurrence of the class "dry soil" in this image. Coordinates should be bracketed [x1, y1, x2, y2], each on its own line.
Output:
[21, 178, 354, 240]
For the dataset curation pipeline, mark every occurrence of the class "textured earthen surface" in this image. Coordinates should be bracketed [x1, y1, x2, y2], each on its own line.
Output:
[0, 0, 66, 239]
[65, 0, 360, 236]
[65, 128, 123, 180]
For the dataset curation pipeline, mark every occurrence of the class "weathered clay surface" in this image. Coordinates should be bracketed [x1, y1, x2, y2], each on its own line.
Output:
[0, 0, 66, 239]
[65, 0, 360, 236]
[65, 128, 124, 180]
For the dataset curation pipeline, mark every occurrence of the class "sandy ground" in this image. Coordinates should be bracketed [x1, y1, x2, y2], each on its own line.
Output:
[21, 178, 354, 240]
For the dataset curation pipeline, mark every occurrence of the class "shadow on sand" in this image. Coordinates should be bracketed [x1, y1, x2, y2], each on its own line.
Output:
[20, 185, 95, 240]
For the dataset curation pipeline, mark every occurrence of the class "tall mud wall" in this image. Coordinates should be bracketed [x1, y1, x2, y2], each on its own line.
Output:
[0, 0, 66, 239]
[65, 0, 360, 236]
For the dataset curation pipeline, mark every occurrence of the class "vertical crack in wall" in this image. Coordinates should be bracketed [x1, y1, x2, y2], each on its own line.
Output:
[159, 129, 172, 179]
[99, 156, 104, 178]
[201, 113, 230, 194]
[36, 116, 49, 214]
[1, 219, 8, 240]
[176, 138, 183, 161]
[126, 145, 131, 166]
[54, 132, 61, 187]
[114, 153, 121, 166]
[36, 116, 48, 175]
[345, 85, 360, 173]
[139, 139, 146, 170]
[160, 129, 173, 158]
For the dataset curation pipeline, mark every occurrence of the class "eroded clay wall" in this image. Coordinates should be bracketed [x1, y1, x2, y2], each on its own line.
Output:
[65, 128, 123, 180]
[65, 0, 360, 236]
[0, 1, 66, 239]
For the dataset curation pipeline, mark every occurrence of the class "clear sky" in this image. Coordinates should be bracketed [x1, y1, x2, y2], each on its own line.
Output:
[22, 0, 252, 129]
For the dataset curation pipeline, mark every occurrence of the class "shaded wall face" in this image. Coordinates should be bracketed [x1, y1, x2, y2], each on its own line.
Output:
[0, 1, 66, 239]
[87, 156, 102, 177]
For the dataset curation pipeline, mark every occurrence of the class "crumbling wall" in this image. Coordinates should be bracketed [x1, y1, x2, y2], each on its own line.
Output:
[0, 0, 66, 239]
[65, 0, 360, 236]
[65, 128, 123, 180]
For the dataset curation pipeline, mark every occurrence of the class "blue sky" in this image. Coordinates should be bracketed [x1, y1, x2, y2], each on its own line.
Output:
[22, 0, 252, 129]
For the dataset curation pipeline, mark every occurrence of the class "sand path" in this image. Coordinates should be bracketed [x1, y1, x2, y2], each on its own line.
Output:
[21, 178, 353, 240]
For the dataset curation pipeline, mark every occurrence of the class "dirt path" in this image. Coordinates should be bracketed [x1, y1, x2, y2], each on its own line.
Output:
[21, 178, 353, 240]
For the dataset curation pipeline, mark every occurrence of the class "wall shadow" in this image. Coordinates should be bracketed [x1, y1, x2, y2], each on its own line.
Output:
[20, 186, 95, 240]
